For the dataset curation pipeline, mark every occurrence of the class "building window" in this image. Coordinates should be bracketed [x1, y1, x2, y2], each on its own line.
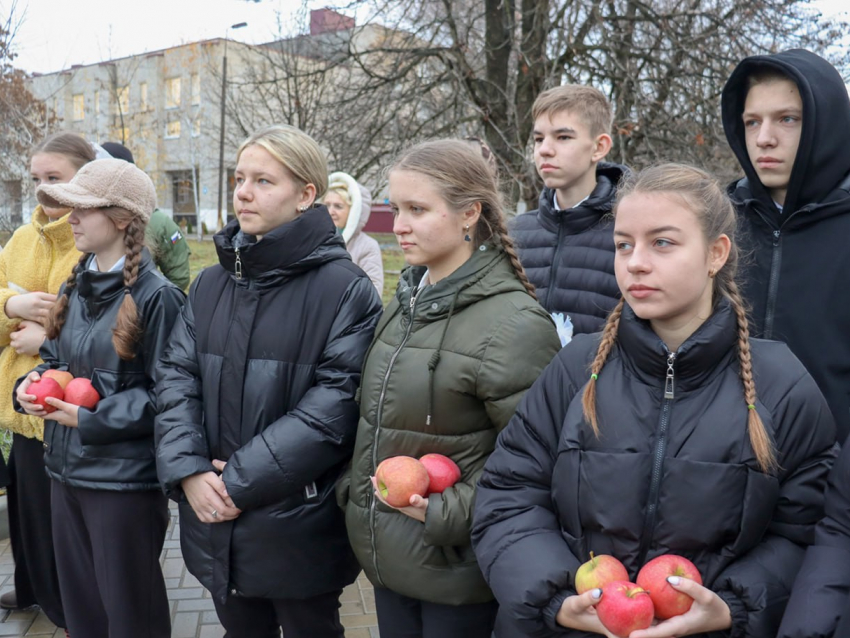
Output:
[166, 77, 181, 109]
[169, 169, 199, 226]
[114, 86, 130, 115]
[165, 120, 181, 138]
[72, 94, 85, 121]
[140, 83, 148, 111]
[94, 91, 101, 116]
[191, 73, 201, 105]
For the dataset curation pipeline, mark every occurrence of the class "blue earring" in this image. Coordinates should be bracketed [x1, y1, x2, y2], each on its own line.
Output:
[464, 225, 471, 242]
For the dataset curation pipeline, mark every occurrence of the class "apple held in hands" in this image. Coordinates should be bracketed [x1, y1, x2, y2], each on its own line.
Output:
[63, 377, 101, 409]
[596, 581, 655, 638]
[375, 456, 431, 508]
[42, 369, 75, 390]
[27, 378, 64, 414]
[419, 453, 461, 494]
[574, 552, 629, 595]
[636, 554, 703, 620]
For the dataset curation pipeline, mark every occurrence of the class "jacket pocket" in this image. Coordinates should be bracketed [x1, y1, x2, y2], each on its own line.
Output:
[81, 439, 155, 460]
[91, 368, 147, 396]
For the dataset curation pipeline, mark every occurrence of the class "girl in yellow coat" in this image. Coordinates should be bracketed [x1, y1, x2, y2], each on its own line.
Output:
[0, 132, 95, 630]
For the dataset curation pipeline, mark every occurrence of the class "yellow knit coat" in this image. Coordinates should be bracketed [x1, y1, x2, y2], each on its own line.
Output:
[0, 207, 81, 439]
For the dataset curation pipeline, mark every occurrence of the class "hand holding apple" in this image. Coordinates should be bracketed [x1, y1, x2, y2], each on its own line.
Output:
[375, 456, 430, 508]
[555, 589, 620, 637]
[25, 377, 64, 414]
[596, 581, 654, 637]
[636, 554, 702, 619]
[627, 576, 731, 638]
[575, 552, 629, 595]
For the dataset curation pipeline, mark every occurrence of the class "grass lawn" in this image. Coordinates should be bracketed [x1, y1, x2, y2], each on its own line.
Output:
[188, 232, 406, 306]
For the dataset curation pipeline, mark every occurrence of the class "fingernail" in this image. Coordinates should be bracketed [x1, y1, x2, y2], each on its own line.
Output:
[667, 576, 681, 585]
[592, 588, 602, 599]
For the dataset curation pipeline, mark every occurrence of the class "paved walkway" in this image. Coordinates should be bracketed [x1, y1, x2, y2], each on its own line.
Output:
[0, 503, 380, 637]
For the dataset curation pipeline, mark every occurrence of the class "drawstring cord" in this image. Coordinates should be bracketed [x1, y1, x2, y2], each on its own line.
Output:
[425, 289, 461, 426]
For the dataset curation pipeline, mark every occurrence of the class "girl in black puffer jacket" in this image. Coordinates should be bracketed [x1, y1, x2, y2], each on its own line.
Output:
[155, 125, 382, 638]
[15, 158, 185, 638]
[472, 164, 837, 638]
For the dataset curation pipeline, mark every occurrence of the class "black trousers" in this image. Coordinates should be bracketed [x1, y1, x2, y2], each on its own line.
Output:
[50, 480, 170, 638]
[374, 587, 498, 638]
[7, 433, 65, 627]
[213, 589, 345, 638]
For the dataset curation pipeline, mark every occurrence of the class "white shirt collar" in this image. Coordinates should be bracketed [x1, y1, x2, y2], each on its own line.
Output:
[88, 254, 126, 273]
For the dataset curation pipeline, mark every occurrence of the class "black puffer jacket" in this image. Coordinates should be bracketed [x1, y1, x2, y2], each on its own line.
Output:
[13, 252, 185, 491]
[510, 163, 626, 335]
[722, 49, 850, 441]
[472, 300, 837, 638]
[778, 439, 850, 638]
[155, 209, 382, 604]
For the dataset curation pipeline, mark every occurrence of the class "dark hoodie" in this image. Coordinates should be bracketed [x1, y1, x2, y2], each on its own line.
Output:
[722, 49, 850, 441]
[510, 162, 627, 335]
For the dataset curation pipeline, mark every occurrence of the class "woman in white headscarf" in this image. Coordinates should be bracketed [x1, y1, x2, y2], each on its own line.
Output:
[323, 172, 384, 297]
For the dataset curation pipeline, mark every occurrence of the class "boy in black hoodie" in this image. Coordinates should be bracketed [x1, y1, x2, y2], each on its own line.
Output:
[511, 85, 627, 339]
[721, 49, 850, 442]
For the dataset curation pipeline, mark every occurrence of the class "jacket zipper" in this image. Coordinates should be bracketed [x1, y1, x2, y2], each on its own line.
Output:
[545, 219, 564, 311]
[234, 247, 243, 280]
[763, 229, 782, 339]
[636, 351, 676, 567]
[369, 288, 420, 586]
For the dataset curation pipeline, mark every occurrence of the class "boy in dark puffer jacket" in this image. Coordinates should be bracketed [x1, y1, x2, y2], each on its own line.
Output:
[511, 85, 627, 339]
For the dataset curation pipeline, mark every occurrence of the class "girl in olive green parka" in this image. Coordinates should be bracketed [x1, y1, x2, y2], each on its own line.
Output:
[342, 140, 561, 637]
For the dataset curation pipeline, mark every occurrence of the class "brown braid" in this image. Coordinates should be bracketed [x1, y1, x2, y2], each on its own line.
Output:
[581, 298, 624, 437]
[112, 216, 146, 360]
[723, 278, 778, 473]
[487, 213, 537, 299]
[45, 252, 90, 339]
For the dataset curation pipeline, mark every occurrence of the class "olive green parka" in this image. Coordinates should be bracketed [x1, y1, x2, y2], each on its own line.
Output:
[342, 243, 561, 605]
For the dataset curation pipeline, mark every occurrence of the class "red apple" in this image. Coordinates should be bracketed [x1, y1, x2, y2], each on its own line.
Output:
[636, 554, 703, 620]
[42, 369, 75, 390]
[419, 453, 461, 494]
[63, 378, 101, 409]
[375, 456, 430, 508]
[27, 378, 64, 414]
[596, 581, 655, 637]
[574, 552, 630, 595]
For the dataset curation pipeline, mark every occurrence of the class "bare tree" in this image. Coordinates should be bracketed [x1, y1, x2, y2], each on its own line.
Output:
[238, 1, 848, 210]
[0, 3, 51, 230]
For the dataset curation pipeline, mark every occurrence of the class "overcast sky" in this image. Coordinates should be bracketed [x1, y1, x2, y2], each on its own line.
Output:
[4, 0, 849, 75]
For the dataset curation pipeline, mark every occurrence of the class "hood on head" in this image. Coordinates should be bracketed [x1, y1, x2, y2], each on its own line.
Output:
[327, 171, 372, 243]
[721, 49, 850, 212]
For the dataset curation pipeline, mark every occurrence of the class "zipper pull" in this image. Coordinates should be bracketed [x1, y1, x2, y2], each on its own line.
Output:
[664, 352, 676, 400]
[234, 247, 243, 280]
[773, 229, 781, 246]
[410, 289, 419, 311]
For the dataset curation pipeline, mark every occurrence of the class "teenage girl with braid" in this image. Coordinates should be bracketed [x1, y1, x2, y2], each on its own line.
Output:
[341, 139, 561, 638]
[472, 163, 838, 638]
[14, 159, 184, 638]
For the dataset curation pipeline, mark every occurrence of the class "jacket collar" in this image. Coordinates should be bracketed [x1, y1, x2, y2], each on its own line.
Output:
[75, 249, 156, 307]
[615, 297, 738, 392]
[394, 242, 527, 321]
[32, 206, 77, 252]
[214, 205, 350, 288]
[535, 162, 627, 234]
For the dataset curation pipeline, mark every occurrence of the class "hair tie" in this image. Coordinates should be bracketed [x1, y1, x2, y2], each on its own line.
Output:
[747, 404, 755, 410]
[591, 373, 598, 381]
[124, 287, 132, 296]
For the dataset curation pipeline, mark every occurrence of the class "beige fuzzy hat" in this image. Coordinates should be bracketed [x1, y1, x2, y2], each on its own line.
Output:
[37, 158, 156, 221]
